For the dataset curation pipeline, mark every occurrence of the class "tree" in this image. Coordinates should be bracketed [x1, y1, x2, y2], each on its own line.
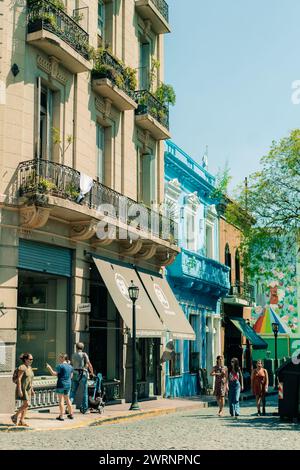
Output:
[238, 129, 300, 233]
[224, 129, 300, 278]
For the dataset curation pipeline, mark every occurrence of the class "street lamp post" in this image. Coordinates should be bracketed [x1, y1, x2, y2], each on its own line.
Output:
[272, 322, 279, 390]
[128, 280, 140, 411]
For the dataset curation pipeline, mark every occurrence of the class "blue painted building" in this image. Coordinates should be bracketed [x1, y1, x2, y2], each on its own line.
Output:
[164, 141, 230, 397]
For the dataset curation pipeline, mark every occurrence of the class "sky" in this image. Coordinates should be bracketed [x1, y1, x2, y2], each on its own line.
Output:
[165, 0, 300, 191]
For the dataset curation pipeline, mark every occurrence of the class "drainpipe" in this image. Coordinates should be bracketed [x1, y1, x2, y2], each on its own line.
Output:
[72, 74, 78, 169]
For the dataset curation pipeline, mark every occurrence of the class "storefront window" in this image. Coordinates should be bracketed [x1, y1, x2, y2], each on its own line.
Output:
[16, 271, 69, 376]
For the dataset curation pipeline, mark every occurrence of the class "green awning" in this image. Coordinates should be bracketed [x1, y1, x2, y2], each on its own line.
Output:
[229, 317, 268, 350]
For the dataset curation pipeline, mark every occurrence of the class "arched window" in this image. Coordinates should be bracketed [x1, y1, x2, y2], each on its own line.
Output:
[235, 249, 241, 293]
[225, 243, 232, 286]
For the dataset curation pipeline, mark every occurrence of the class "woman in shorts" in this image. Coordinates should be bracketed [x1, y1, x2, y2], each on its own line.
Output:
[46, 353, 73, 421]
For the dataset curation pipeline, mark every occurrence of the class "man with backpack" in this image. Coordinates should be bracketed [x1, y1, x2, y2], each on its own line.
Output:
[70, 342, 94, 414]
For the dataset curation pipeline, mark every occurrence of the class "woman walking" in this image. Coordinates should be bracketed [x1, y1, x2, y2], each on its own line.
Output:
[46, 353, 74, 421]
[210, 355, 228, 416]
[11, 352, 35, 427]
[228, 357, 244, 419]
[251, 359, 269, 416]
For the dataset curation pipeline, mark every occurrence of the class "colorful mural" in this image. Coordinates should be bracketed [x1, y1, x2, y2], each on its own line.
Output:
[254, 306, 288, 335]
[251, 245, 298, 336]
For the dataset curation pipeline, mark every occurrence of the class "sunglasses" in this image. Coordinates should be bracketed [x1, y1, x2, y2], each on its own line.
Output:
[26, 358, 33, 361]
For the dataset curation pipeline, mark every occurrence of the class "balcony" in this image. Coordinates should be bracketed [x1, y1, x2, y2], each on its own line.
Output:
[168, 249, 230, 298]
[16, 159, 179, 264]
[223, 281, 255, 306]
[26, 0, 91, 73]
[166, 141, 216, 187]
[134, 90, 171, 140]
[135, 0, 170, 34]
[92, 51, 137, 111]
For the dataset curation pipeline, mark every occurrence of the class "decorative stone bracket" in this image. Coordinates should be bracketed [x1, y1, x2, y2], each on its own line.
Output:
[19, 205, 51, 229]
[137, 243, 157, 260]
[156, 250, 177, 267]
[120, 239, 143, 256]
[70, 221, 97, 241]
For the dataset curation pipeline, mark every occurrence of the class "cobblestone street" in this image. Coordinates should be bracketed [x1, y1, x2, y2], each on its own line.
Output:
[1, 398, 300, 450]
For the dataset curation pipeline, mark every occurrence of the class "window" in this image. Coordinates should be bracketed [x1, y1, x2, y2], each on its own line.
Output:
[169, 340, 182, 376]
[186, 212, 195, 251]
[189, 315, 200, 373]
[17, 271, 68, 376]
[235, 249, 241, 293]
[137, 148, 156, 206]
[96, 123, 105, 183]
[170, 352, 181, 377]
[139, 40, 151, 90]
[98, 0, 105, 38]
[38, 85, 53, 160]
[205, 224, 214, 258]
[225, 243, 232, 286]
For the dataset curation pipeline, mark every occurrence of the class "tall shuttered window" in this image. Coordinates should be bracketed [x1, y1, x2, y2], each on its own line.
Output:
[96, 123, 105, 183]
[37, 82, 53, 160]
[98, 0, 105, 39]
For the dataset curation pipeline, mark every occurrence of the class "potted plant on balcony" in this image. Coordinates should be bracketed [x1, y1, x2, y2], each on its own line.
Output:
[28, 0, 66, 31]
[65, 183, 80, 202]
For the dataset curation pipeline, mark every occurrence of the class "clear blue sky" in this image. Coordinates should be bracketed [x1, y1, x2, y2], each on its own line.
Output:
[165, 0, 300, 191]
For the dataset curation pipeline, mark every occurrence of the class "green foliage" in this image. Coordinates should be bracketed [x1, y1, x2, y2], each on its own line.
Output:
[154, 83, 176, 107]
[124, 66, 137, 91]
[93, 50, 137, 92]
[38, 178, 57, 193]
[240, 129, 300, 233]
[225, 129, 300, 278]
[149, 57, 160, 91]
[52, 128, 73, 160]
[210, 163, 232, 202]
[65, 183, 80, 200]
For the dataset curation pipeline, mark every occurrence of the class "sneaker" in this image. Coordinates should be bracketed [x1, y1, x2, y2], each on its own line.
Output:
[67, 414, 74, 420]
[56, 416, 64, 421]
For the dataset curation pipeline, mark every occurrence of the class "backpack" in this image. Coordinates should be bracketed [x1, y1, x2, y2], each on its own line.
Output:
[12, 368, 19, 384]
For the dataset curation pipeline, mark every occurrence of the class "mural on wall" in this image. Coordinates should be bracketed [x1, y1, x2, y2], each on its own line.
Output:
[251, 246, 298, 336]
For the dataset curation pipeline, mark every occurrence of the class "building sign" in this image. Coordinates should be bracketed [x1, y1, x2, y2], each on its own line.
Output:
[77, 303, 91, 313]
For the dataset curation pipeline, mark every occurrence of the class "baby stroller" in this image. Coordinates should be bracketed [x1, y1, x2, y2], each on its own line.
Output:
[88, 373, 106, 414]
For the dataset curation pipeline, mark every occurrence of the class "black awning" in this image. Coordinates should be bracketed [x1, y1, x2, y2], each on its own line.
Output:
[229, 317, 268, 350]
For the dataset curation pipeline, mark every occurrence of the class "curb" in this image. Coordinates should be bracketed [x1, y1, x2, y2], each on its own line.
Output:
[0, 401, 211, 433]
[0, 392, 278, 433]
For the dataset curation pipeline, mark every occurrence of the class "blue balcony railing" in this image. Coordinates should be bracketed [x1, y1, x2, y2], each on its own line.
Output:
[166, 141, 215, 186]
[168, 249, 230, 293]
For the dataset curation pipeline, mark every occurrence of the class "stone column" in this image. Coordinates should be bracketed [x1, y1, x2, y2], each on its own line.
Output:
[0, 211, 19, 413]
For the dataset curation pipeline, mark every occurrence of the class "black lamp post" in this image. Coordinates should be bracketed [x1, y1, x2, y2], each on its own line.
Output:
[128, 280, 140, 411]
[272, 322, 279, 390]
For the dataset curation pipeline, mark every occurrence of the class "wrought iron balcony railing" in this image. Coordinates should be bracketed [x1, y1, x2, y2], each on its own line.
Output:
[18, 159, 178, 244]
[229, 281, 255, 303]
[134, 90, 169, 130]
[150, 0, 169, 22]
[27, 0, 90, 60]
[92, 50, 136, 99]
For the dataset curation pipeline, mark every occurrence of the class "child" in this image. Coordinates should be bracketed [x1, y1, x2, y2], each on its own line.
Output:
[46, 353, 74, 421]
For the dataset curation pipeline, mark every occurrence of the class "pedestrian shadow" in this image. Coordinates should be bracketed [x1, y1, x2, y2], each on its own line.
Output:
[223, 416, 300, 432]
[180, 412, 300, 432]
